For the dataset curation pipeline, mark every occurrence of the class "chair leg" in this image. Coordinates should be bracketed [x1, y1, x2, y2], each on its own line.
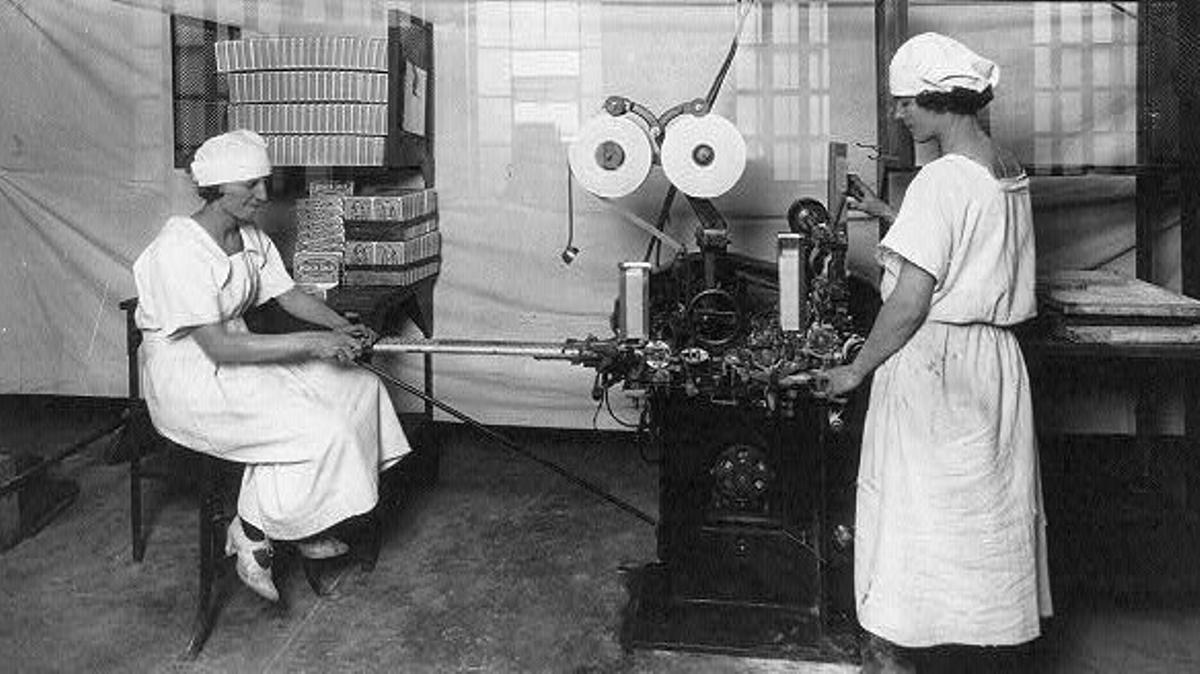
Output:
[301, 555, 331, 596]
[358, 511, 382, 573]
[131, 456, 144, 562]
[184, 458, 222, 659]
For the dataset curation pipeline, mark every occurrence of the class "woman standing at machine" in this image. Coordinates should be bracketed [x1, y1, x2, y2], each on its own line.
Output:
[133, 129, 411, 602]
[816, 33, 1051, 672]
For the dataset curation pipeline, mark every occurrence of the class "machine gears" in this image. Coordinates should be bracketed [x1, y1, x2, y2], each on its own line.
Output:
[686, 288, 740, 349]
[710, 443, 775, 514]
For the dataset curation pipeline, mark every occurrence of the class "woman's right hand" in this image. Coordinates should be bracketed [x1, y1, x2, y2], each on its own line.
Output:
[304, 332, 364, 364]
[846, 174, 894, 222]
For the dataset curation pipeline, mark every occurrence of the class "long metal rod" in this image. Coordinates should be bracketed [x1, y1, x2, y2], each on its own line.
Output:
[358, 360, 658, 527]
[372, 337, 582, 360]
[0, 411, 129, 497]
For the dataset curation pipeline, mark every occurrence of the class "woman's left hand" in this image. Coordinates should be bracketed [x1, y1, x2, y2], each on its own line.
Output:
[336, 323, 378, 348]
[813, 365, 864, 399]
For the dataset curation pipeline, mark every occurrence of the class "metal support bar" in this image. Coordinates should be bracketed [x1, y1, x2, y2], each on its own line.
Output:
[875, 0, 911, 223]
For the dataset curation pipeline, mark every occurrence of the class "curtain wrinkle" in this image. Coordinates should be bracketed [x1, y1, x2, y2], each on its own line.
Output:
[0, 171, 144, 274]
[0, 172, 127, 390]
[6, 1, 147, 122]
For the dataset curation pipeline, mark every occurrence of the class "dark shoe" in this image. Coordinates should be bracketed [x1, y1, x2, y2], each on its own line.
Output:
[296, 536, 349, 560]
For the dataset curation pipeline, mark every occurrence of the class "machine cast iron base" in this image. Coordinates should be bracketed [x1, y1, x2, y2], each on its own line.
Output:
[619, 562, 860, 663]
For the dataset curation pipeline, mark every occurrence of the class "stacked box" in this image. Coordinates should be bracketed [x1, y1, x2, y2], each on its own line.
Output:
[342, 260, 440, 286]
[344, 231, 441, 266]
[227, 72, 388, 104]
[343, 216, 438, 244]
[265, 135, 384, 166]
[289, 187, 440, 290]
[293, 252, 342, 286]
[307, 179, 355, 198]
[293, 197, 344, 255]
[340, 189, 437, 222]
[341, 188, 440, 287]
[215, 37, 388, 73]
[293, 196, 344, 288]
[229, 103, 388, 135]
[215, 36, 389, 166]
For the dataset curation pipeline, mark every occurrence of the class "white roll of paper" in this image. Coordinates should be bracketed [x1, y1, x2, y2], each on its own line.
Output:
[568, 114, 653, 198]
[659, 113, 746, 198]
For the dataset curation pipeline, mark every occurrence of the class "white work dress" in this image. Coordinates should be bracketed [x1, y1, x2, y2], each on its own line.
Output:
[855, 154, 1052, 647]
[132, 217, 410, 540]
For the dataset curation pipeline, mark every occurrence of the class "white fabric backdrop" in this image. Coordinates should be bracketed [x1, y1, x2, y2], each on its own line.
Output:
[0, 0, 1174, 432]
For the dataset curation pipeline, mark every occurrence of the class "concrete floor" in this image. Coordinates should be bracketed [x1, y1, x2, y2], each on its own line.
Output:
[2, 401, 1200, 673]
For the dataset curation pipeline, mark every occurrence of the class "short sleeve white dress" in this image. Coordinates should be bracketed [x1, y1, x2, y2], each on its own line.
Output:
[133, 216, 410, 540]
[855, 155, 1053, 647]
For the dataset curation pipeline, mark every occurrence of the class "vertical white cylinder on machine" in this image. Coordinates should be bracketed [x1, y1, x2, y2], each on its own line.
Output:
[777, 233, 807, 332]
[618, 261, 652, 342]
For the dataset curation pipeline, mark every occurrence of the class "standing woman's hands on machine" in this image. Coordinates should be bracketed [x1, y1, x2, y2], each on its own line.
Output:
[845, 173, 896, 223]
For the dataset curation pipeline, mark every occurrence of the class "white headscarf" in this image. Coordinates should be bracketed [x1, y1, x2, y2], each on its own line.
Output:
[888, 32, 999, 97]
[190, 129, 272, 187]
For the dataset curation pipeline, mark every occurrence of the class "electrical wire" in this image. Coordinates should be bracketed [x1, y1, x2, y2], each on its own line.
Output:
[635, 405, 663, 465]
[563, 160, 578, 264]
[1109, 2, 1136, 20]
[566, 161, 575, 250]
[603, 386, 642, 429]
[592, 374, 605, 429]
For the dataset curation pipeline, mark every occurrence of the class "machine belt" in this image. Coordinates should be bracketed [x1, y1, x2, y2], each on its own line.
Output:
[356, 359, 658, 527]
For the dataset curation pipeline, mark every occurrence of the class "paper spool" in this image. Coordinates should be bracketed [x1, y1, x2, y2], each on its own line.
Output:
[568, 114, 653, 198]
[659, 113, 746, 198]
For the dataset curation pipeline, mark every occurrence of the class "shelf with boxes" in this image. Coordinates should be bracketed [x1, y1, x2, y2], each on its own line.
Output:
[212, 11, 437, 337]
[289, 179, 439, 337]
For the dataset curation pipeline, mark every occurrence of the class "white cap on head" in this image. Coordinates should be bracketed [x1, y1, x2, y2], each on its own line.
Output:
[190, 129, 272, 187]
[888, 32, 999, 97]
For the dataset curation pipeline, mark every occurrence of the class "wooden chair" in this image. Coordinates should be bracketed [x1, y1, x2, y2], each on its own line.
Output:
[117, 298, 278, 655]
[116, 298, 369, 659]
[114, 298, 241, 658]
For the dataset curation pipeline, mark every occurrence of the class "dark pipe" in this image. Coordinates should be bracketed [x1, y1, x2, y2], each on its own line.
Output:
[0, 411, 129, 498]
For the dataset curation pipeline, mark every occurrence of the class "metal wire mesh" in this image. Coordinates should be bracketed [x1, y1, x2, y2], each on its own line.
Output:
[1142, 2, 1181, 166]
[172, 16, 239, 168]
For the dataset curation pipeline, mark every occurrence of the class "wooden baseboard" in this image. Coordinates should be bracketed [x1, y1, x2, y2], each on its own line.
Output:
[0, 394, 130, 413]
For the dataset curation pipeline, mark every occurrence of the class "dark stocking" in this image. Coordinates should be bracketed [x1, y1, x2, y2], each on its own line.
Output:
[241, 518, 266, 542]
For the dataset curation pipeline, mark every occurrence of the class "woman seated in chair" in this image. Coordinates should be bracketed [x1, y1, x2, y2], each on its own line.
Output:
[132, 129, 410, 602]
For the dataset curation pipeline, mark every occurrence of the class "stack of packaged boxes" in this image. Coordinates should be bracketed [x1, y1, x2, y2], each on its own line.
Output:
[215, 35, 439, 292]
[290, 182, 440, 293]
[341, 190, 440, 286]
[215, 36, 389, 166]
[291, 179, 352, 295]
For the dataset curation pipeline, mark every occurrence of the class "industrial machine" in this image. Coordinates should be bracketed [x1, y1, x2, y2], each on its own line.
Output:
[371, 131, 866, 658]
[371, 3, 868, 659]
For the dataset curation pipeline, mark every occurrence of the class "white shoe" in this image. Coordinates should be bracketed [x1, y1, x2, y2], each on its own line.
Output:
[296, 536, 350, 560]
[225, 517, 279, 602]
